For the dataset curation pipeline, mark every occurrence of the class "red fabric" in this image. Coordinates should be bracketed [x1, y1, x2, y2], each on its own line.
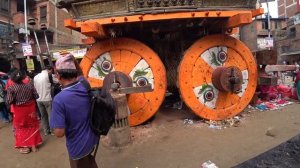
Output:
[258, 85, 278, 101]
[13, 101, 42, 148]
[259, 85, 294, 101]
[276, 84, 292, 98]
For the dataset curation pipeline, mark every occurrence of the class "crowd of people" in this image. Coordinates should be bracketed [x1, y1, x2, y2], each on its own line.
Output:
[0, 53, 99, 168]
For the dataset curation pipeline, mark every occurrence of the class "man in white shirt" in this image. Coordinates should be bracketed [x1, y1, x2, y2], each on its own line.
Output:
[34, 66, 53, 135]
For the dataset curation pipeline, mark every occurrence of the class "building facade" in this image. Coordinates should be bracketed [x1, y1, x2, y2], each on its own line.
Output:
[0, 0, 15, 71]
[0, 0, 85, 72]
[275, 0, 300, 64]
[240, 17, 286, 66]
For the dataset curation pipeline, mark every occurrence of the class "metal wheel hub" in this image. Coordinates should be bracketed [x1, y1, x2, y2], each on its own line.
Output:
[103, 71, 133, 91]
[212, 66, 243, 93]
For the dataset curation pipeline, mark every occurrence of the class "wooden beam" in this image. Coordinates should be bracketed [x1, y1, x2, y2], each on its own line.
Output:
[225, 13, 252, 29]
[64, 19, 78, 30]
[82, 11, 252, 25]
[80, 22, 108, 39]
[251, 8, 264, 17]
[82, 37, 96, 45]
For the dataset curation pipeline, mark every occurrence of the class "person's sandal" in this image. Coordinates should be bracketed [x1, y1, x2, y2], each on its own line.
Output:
[19, 148, 31, 154]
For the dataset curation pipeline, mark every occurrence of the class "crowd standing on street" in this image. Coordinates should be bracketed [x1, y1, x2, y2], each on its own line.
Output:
[34, 66, 53, 136]
[6, 69, 42, 154]
[50, 54, 99, 168]
[0, 74, 11, 123]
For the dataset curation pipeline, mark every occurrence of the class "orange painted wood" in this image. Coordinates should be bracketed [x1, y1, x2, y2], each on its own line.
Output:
[64, 19, 77, 29]
[215, 92, 240, 110]
[192, 57, 213, 87]
[178, 34, 257, 121]
[82, 37, 96, 45]
[225, 48, 247, 71]
[65, 10, 259, 32]
[225, 13, 252, 29]
[80, 38, 166, 126]
[251, 8, 264, 17]
[127, 93, 148, 114]
[120, 51, 141, 75]
[110, 50, 122, 71]
[80, 22, 108, 38]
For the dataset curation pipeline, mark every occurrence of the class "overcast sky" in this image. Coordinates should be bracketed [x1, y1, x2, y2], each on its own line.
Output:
[261, 0, 279, 18]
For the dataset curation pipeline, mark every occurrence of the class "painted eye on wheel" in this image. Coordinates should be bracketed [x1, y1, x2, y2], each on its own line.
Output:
[101, 60, 113, 72]
[203, 89, 214, 102]
[136, 77, 148, 87]
[217, 50, 227, 63]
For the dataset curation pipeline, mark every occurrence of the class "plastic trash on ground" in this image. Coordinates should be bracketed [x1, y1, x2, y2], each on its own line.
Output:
[183, 119, 193, 125]
[208, 124, 222, 129]
[201, 160, 219, 168]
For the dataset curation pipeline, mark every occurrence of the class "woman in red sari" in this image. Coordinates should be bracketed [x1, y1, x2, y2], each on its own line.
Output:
[7, 70, 42, 154]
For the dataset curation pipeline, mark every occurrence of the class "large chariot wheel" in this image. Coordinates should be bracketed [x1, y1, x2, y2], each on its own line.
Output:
[80, 38, 167, 126]
[178, 34, 257, 120]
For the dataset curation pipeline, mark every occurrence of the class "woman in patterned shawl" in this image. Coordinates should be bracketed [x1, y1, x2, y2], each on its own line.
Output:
[7, 69, 42, 154]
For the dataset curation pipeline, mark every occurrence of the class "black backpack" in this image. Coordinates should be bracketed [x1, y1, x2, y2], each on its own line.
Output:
[48, 73, 61, 98]
[81, 79, 116, 136]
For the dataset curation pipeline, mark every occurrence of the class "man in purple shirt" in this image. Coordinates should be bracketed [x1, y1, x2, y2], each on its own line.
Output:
[50, 54, 99, 168]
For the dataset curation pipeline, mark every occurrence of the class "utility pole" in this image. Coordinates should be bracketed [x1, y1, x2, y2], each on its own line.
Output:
[264, 0, 272, 50]
[265, 0, 271, 38]
[24, 0, 29, 44]
[41, 24, 53, 66]
[28, 18, 45, 69]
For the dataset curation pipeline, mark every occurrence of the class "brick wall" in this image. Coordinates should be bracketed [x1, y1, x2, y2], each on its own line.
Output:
[26, 1, 85, 45]
[278, 0, 298, 18]
[240, 21, 258, 51]
[48, 2, 85, 44]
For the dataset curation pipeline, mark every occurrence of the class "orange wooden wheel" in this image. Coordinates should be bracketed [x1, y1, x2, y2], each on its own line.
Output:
[80, 38, 167, 126]
[178, 34, 257, 120]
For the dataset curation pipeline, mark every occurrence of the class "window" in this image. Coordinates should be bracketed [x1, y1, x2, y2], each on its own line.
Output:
[288, 27, 296, 38]
[40, 6, 47, 23]
[0, 0, 9, 15]
[262, 21, 268, 30]
[275, 21, 281, 30]
[17, 2, 24, 12]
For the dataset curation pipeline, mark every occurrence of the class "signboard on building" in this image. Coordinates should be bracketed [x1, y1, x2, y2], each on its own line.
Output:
[26, 59, 35, 71]
[52, 48, 87, 60]
[18, 28, 30, 35]
[257, 37, 273, 49]
[22, 44, 33, 57]
[265, 37, 273, 48]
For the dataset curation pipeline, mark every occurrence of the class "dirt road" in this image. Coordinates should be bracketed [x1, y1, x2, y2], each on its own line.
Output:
[1, 102, 300, 168]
